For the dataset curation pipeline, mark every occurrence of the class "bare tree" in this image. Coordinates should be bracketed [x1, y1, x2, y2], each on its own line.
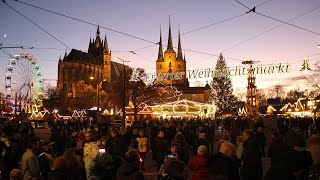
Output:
[307, 61, 320, 90]
[274, 84, 285, 99]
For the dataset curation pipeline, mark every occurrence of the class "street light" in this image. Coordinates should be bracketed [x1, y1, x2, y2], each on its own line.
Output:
[90, 76, 105, 123]
[114, 56, 131, 129]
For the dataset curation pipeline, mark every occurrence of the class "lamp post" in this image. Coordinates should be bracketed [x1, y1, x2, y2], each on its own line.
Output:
[90, 76, 104, 123]
[114, 56, 131, 129]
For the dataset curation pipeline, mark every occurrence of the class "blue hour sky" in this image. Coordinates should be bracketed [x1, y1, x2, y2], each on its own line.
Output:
[0, 0, 320, 96]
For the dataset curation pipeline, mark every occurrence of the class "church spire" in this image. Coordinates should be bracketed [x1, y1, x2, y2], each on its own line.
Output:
[157, 26, 164, 61]
[96, 25, 100, 37]
[63, 49, 67, 60]
[177, 26, 183, 60]
[167, 16, 173, 50]
[104, 35, 110, 54]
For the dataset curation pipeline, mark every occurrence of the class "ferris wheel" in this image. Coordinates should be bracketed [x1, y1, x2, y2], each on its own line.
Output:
[5, 52, 44, 113]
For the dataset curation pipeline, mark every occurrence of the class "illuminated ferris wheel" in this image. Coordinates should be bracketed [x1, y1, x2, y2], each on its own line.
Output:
[5, 52, 44, 113]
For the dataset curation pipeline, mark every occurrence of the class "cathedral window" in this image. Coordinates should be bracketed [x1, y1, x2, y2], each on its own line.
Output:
[159, 65, 162, 69]
[178, 65, 181, 68]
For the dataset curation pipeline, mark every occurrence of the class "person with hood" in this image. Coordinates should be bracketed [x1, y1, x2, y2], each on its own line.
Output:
[188, 145, 208, 180]
[171, 131, 189, 163]
[116, 149, 144, 180]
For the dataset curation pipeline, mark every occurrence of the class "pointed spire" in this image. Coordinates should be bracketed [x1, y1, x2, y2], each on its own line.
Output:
[167, 16, 173, 50]
[89, 37, 92, 44]
[177, 25, 183, 60]
[104, 35, 109, 53]
[63, 49, 67, 60]
[59, 55, 61, 61]
[157, 26, 164, 61]
[96, 25, 100, 37]
[184, 50, 186, 61]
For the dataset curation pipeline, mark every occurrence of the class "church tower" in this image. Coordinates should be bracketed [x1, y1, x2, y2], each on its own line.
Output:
[103, 35, 112, 84]
[156, 19, 187, 86]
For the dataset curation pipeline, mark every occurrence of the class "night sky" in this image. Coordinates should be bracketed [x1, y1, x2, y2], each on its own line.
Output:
[1, 0, 320, 97]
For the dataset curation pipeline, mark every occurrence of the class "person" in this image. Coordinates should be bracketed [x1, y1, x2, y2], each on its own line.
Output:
[265, 131, 294, 180]
[242, 129, 262, 180]
[135, 129, 148, 170]
[83, 140, 99, 179]
[38, 140, 55, 179]
[307, 134, 320, 178]
[230, 123, 240, 143]
[158, 143, 182, 178]
[91, 141, 123, 180]
[188, 145, 208, 180]
[50, 149, 86, 180]
[171, 131, 189, 163]
[10, 169, 23, 180]
[21, 136, 41, 180]
[153, 130, 169, 170]
[256, 127, 266, 157]
[207, 142, 240, 180]
[116, 149, 144, 180]
[235, 136, 244, 160]
[159, 160, 185, 180]
[193, 133, 209, 156]
[290, 139, 313, 180]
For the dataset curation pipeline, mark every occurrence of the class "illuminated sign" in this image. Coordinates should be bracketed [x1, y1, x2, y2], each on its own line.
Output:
[132, 63, 291, 83]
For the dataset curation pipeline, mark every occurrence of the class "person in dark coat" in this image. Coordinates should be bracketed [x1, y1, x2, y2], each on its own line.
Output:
[289, 139, 313, 180]
[242, 129, 262, 180]
[265, 131, 294, 180]
[153, 130, 169, 170]
[207, 142, 240, 180]
[116, 149, 144, 180]
[158, 159, 185, 180]
[193, 133, 209, 156]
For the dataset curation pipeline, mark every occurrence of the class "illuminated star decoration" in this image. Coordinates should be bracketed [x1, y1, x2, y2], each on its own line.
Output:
[300, 57, 312, 71]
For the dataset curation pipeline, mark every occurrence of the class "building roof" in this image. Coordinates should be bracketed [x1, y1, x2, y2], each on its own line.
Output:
[65, 49, 97, 64]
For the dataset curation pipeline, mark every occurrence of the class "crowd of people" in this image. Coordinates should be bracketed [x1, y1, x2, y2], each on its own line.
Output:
[0, 116, 319, 180]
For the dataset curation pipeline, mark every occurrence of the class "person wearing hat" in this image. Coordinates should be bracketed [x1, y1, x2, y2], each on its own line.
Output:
[188, 145, 209, 180]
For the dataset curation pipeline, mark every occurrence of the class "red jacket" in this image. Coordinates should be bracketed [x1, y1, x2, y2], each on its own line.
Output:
[188, 154, 209, 180]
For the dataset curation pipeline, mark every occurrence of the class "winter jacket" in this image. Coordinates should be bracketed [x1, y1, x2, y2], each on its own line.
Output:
[116, 161, 144, 180]
[308, 134, 320, 165]
[207, 152, 240, 180]
[21, 149, 41, 180]
[153, 137, 169, 163]
[188, 154, 208, 180]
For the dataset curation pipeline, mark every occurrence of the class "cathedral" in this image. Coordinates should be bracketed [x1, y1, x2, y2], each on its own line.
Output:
[56, 26, 126, 100]
[156, 21, 210, 103]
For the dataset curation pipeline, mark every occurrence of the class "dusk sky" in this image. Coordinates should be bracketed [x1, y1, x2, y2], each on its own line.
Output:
[1, 0, 320, 97]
